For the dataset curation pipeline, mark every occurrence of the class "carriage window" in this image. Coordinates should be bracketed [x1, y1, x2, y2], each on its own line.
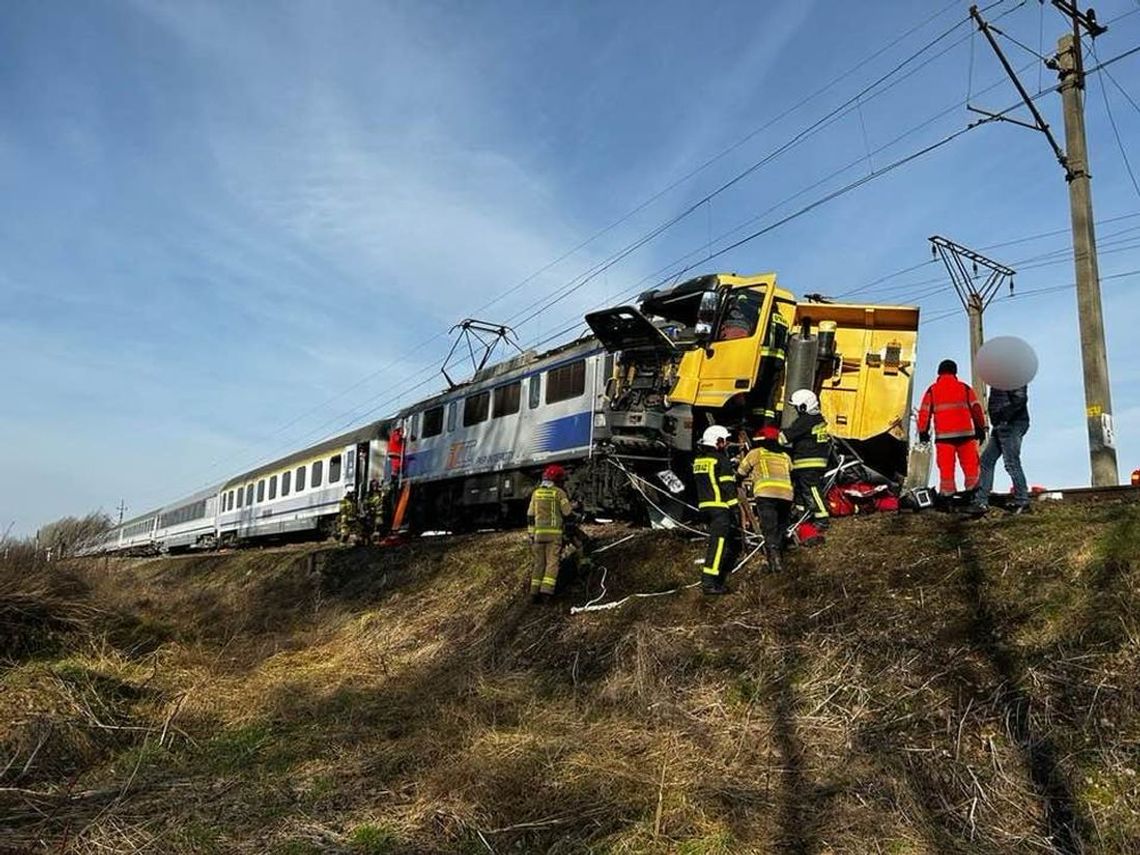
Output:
[236, 487, 244, 508]
[464, 391, 490, 426]
[329, 454, 342, 483]
[546, 360, 586, 404]
[268, 475, 277, 500]
[493, 382, 521, 418]
[257, 480, 265, 502]
[282, 470, 291, 496]
[528, 375, 541, 409]
[227, 491, 234, 511]
[296, 466, 306, 491]
[246, 484, 254, 505]
[422, 406, 444, 438]
[312, 460, 323, 487]
[446, 401, 458, 432]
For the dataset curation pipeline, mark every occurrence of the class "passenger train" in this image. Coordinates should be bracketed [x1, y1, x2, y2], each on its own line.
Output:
[78, 271, 920, 556]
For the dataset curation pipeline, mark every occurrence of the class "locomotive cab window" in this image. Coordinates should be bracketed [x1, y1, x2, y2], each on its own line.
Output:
[493, 382, 521, 418]
[282, 470, 291, 496]
[329, 454, 342, 483]
[546, 360, 586, 404]
[464, 390, 490, 426]
[268, 475, 277, 500]
[257, 480, 265, 503]
[312, 460, 323, 487]
[528, 375, 541, 409]
[422, 406, 444, 438]
[295, 465, 306, 491]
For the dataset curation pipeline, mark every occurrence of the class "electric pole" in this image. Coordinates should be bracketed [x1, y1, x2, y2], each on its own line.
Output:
[1056, 29, 1117, 486]
[968, 3, 1118, 486]
[117, 499, 127, 525]
[929, 236, 1015, 405]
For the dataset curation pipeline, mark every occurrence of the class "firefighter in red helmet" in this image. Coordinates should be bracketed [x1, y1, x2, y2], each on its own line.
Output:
[526, 464, 574, 603]
[738, 425, 794, 573]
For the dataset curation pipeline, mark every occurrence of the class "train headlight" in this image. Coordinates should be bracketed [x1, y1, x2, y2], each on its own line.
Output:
[593, 413, 607, 428]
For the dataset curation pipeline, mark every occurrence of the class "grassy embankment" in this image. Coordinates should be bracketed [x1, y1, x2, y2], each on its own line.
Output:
[1, 501, 1138, 853]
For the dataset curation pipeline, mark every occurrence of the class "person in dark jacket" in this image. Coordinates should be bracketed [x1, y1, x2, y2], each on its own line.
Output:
[693, 424, 740, 595]
[967, 385, 1030, 515]
[780, 389, 831, 527]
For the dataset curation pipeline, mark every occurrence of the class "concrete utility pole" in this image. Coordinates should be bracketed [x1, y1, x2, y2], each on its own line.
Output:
[117, 499, 127, 525]
[1056, 32, 1118, 486]
[967, 3, 1118, 486]
[929, 235, 1015, 406]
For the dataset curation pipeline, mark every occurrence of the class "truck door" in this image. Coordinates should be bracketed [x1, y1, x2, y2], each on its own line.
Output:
[692, 286, 771, 407]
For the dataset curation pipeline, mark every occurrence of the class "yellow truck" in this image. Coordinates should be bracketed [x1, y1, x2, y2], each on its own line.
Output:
[585, 272, 919, 480]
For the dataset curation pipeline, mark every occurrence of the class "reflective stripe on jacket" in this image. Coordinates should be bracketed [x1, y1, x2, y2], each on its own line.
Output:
[779, 412, 831, 470]
[917, 375, 986, 440]
[693, 451, 739, 509]
[527, 483, 573, 543]
[737, 447, 794, 501]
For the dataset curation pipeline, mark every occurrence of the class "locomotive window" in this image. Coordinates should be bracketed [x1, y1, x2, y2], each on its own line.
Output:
[545, 360, 586, 404]
[493, 382, 521, 418]
[464, 391, 490, 426]
[296, 465, 306, 491]
[246, 484, 254, 505]
[329, 454, 342, 483]
[422, 406, 444, 438]
[446, 401, 457, 432]
[528, 375, 541, 409]
[268, 475, 277, 500]
[312, 460, 323, 487]
[282, 470, 291, 496]
[236, 487, 244, 509]
[257, 480, 265, 502]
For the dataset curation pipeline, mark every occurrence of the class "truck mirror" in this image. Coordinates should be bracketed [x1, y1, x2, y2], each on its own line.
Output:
[695, 291, 719, 341]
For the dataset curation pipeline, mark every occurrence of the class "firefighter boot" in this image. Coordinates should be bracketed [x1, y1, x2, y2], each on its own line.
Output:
[765, 544, 783, 574]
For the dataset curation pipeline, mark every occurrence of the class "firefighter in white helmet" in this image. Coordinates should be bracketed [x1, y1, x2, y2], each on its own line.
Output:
[780, 389, 832, 528]
[692, 424, 740, 595]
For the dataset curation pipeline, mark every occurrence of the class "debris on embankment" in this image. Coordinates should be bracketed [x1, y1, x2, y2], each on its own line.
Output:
[2, 502, 1138, 853]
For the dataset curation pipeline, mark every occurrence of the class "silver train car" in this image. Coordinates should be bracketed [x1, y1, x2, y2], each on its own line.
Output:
[78, 331, 643, 555]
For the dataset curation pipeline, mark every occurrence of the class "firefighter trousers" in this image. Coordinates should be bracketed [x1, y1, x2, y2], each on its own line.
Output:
[755, 498, 791, 551]
[792, 468, 829, 520]
[530, 539, 562, 595]
[701, 509, 739, 588]
[935, 438, 980, 494]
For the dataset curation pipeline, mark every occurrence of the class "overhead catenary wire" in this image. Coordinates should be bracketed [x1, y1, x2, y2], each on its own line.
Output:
[1091, 43, 1140, 199]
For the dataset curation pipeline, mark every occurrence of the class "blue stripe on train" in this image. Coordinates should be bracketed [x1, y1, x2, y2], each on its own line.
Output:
[530, 411, 591, 454]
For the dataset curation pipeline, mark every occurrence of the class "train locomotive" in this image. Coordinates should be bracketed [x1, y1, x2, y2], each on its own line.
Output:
[77, 271, 919, 555]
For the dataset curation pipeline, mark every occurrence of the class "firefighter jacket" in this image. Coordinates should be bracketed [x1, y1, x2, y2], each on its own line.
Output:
[780, 412, 831, 470]
[737, 446, 794, 501]
[693, 450, 740, 510]
[988, 385, 1029, 429]
[527, 482, 573, 544]
[917, 375, 986, 440]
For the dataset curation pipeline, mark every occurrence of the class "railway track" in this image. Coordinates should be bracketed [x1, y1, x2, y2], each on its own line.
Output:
[1036, 484, 1140, 504]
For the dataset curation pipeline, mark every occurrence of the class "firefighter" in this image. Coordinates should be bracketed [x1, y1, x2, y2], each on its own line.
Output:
[363, 478, 387, 542]
[780, 389, 831, 529]
[916, 359, 987, 497]
[693, 425, 740, 595]
[527, 464, 574, 603]
[738, 425, 794, 573]
[336, 487, 360, 544]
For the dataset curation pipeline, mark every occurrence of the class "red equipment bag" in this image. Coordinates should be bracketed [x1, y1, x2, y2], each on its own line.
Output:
[793, 520, 825, 547]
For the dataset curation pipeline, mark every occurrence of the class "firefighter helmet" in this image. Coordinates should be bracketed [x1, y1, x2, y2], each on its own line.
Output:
[789, 389, 820, 415]
[542, 464, 567, 483]
[699, 425, 732, 448]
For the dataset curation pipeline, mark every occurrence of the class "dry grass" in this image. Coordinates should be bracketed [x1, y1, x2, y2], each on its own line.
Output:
[0, 502, 1138, 853]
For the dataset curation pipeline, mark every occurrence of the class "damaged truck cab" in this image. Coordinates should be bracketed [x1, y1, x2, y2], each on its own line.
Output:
[586, 272, 919, 481]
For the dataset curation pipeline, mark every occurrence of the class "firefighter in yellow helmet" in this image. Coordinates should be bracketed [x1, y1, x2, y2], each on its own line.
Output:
[336, 487, 360, 544]
[527, 465, 574, 603]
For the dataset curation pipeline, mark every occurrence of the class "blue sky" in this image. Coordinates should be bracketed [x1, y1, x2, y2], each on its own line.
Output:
[4, 0, 1140, 536]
